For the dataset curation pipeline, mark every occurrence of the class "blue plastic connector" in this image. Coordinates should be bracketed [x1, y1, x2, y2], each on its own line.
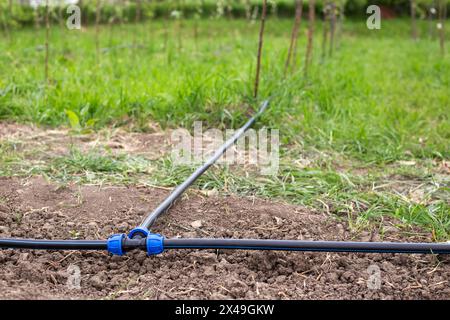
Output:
[146, 233, 164, 255]
[128, 227, 149, 239]
[107, 234, 125, 256]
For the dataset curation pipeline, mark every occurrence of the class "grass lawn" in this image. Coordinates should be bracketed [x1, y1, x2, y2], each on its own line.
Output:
[0, 18, 449, 240]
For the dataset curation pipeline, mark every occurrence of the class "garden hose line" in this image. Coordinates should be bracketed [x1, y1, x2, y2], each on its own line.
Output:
[1, 236, 450, 255]
[0, 238, 107, 250]
[133, 99, 271, 236]
[163, 238, 450, 255]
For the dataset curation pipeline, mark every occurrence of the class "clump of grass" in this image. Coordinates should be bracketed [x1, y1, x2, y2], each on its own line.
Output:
[0, 140, 25, 176]
[32, 148, 154, 184]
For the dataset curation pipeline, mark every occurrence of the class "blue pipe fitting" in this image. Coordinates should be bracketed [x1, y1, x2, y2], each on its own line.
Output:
[147, 233, 164, 255]
[128, 227, 149, 239]
[107, 234, 125, 256]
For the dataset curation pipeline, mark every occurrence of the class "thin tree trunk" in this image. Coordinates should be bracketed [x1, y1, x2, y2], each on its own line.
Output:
[177, 0, 183, 53]
[1, 12, 11, 44]
[245, 0, 252, 20]
[438, 0, 446, 55]
[58, 4, 64, 29]
[411, 0, 418, 40]
[136, 0, 142, 23]
[226, 0, 233, 19]
[428, 2, 435, 39]
[254, 0, 267, 99]
[304, 0, 315, 77]
[147, 0, 153, 49]
[45, 0, 50, 84]
[321, 2, 329, 60]
[78, 0, 84, 26]
[35, 5, 41, 29]
[8, 0, 13, 41]
[95, 0, 101, 64]
[177, 17, 183, 53]
[329, 1, 336, 57]
[118, 0, 124, 41]
[108, 18, 114, 48]
[335, 1, 345, 49]
[290, 0, 303, 72]
[194, 19, 199, 51]
[284, 0, 303, 75]
[163, 16, 169, 51]
[134, 0, 142, 46]
[5, 0, 13, 41]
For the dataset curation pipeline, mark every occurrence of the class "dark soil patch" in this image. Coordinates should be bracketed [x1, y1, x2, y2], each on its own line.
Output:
[0, 177, 449, 300]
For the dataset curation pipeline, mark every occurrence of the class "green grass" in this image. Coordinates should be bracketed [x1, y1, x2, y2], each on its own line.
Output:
[0, 142, 448, 240]
[0, 18, 449, 239]
[1, 18, 448, 163]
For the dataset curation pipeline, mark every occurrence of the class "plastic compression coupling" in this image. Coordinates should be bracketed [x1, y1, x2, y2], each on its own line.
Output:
[128, 227, 149, 239]
[107, 233, 164, 256]
[107, 234, 125, 256]
[146, 233, 164, 255]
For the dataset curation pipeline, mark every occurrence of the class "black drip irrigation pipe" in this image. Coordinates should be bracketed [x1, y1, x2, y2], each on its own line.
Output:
[134, 99, 271, 235]
[163, 239, 450, 255]
[1, 99, 450, 256]
[0, 239, 107, 250]
[1, 237, 450, 255]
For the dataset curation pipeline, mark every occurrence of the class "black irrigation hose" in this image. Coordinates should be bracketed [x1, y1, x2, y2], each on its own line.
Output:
[136, 99, 271, 235]
[0, 238, 107, 250]
[1, 237, 450, 255]
[163, 238, 450, 255]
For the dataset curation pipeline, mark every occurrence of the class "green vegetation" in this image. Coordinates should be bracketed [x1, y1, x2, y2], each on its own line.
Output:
[0, 142, 448, 239]
[2, 0, 446, 28]
[1, 19, 448, 162]
[0, 17, 448, 239]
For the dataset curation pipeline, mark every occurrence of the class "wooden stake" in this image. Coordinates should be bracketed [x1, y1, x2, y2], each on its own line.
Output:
[304, 0, 315, 77]
[58, 3, 64, 29]
[428, 2, 436, 39]
[45, 0, 50, 84]
[329, 1, 336, 57]
[321, 2, 329, 60]
[1, 5, 11, 42]
[194, 18, 199, 51]
[134, 0, 142, 47]
[136, 0, 142, 23]
[284, 0, 303, 75]
[254, 0, 267, 99]
[35, 3, 41, 29]
[3, 0, 13, 42]
[163, 15, 169, 52]
[335, 1, 345, 49]
[95, 0, 101, 64]
[438, 0, 446, 55]
[177, 15, 183, 53]
[290, 0, 304, 73]
[411, 0, 418, 40]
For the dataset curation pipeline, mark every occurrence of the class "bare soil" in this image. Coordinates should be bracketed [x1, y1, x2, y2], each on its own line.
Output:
[0, 176, 449, 300]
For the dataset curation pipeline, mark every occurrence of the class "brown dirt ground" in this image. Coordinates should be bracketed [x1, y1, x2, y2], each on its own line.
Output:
[0, 176, 449, 300]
